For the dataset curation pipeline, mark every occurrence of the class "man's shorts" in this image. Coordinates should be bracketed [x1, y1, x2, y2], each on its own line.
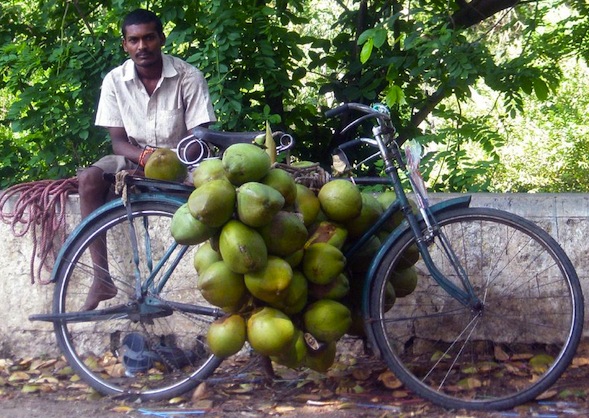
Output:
[91, 155, 139, 174]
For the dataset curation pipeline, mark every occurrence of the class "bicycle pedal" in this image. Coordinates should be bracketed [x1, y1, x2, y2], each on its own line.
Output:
[120, 333, 158, 375]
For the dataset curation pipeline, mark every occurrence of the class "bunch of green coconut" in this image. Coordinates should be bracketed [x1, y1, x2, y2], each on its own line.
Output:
[169, 142, 419, 373]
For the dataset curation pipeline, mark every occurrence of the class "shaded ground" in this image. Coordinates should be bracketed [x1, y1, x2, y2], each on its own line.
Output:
[2, 338, 589, 418]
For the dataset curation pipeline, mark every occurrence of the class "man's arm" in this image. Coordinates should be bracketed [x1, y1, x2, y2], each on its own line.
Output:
[109, 127, 144, 164]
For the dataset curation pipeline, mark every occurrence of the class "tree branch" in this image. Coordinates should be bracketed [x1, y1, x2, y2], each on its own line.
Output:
[71, 0, 95, 38]
[451, 0, 521, 29]
[396, 86, 448, 144]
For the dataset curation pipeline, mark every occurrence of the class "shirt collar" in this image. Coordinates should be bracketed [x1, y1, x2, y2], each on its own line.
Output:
[161, 54, 177, 78]
[121, 53, 177, 82]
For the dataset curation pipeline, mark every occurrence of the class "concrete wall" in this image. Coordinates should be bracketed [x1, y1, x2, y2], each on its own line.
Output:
[1, 192, 588, 358]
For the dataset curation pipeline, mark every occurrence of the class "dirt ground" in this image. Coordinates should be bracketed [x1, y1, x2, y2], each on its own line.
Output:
[2, 338, 589, 418]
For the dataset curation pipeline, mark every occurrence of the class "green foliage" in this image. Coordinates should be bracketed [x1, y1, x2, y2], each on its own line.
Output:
[1, 0, 589, 194]
[492, 61, 589, 192]
[419, 109, 505, 192]
[183, 0, 310, 131]
[353, 0, 580, 192]
[0, 0, 126, 185]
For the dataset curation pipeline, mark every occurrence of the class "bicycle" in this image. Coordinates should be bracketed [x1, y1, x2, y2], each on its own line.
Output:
[30, 103, 584, 411]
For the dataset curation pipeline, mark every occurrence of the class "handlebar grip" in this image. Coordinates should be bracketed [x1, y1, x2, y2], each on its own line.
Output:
[325, 104, 349, 118]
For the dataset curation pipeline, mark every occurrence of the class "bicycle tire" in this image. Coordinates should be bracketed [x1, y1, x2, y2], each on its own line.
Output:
[52, 196, 223, 401]
[366, 207, 584, 410]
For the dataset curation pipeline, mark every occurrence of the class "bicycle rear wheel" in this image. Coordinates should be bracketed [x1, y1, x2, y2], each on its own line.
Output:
[367, 207, 583, 410]
[52, 196, 222, 401]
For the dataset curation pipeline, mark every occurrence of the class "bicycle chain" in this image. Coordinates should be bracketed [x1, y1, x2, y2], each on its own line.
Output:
[137, 292, 215, 372]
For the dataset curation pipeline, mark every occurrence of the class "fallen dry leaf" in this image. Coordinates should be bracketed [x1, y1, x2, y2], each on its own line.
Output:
[351, 367, 372, 381]
[148, 372, 164, 381]
[19, 358, 34, 368]
[535, 389, 557, 400]
[83, 356, 100, 371]
[9, 371, 30, 382]
[457, 377, 482, 390]
[293, 393, 322, 402]
[191, 399, 213, 410]
[0, 358, 13, 370]
[191, 381, 208, 401]
[391, 390, 411, 398]
[56, 366, 75, 376]
[67, 383, 89, 390]
[224, 383, 255, 394]
[21, 384, 41, 393]
[529, 354, 553, 373]
[85, 390, 103, 401]
[572, 357, 589, 367]
[477, 361, 499, 372]
[168, 396, 187, 405]
[494, 345, 510, 361]
[33, 374, 59, 384]
[103, 363, 126, 378]
[336, 401, 358, 409]
[111, 405, 134, 413]
[529, 353, 553, 366]
[461, 365, 478, 374]
[274, 405, 296, 413]
[39, 384, 57, 393]
[37, 359, 58, 369]
[28, 359, 45, 371]
[378, 370, 404, 390]
[511, 353, 533, 361]
[430, 351, 450, 361]
[504, 362, 528, 377]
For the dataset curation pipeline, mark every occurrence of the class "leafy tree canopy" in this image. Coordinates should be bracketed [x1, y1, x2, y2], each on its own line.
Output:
[0, 0, 587, 191]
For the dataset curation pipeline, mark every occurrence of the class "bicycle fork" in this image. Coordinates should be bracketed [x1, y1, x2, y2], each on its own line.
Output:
[377, 129, 483, 311]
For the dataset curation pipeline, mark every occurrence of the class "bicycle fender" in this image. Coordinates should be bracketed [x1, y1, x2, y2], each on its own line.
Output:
[49, 193, 186, 283]
[360, 195, 471, 350]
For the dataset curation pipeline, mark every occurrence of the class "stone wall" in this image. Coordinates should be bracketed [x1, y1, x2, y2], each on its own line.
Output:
[1, 192, 588, 357]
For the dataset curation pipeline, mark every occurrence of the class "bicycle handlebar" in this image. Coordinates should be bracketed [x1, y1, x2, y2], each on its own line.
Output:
[325, 102, 391, 121]
[325, 104, 350, 118]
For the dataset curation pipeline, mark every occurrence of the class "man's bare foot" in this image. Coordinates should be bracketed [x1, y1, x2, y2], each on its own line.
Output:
[82, 277, 118, 311]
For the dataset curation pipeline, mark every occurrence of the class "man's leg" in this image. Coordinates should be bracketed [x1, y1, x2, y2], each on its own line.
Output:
[78, 166, 118, 310]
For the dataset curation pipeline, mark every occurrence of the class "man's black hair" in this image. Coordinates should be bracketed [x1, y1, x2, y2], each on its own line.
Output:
[122, 9, 163, 38]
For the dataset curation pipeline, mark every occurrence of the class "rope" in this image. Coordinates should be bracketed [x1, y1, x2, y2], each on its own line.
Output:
[114, 170, 131, 204]
[0, 177, 79, 284]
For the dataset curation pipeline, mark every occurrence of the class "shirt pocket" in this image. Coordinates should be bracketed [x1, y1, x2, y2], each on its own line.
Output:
[156, 108, 186, 147]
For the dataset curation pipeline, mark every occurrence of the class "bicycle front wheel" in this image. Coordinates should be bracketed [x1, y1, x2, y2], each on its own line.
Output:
[52, 197, 222, 401]
[367, 207, 584, 410]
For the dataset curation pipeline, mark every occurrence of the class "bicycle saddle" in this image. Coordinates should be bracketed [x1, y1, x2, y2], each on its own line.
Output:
[191, 126, 264, 148]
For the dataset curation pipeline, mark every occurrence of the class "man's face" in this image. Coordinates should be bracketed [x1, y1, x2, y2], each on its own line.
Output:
[122, 22, 165, 68]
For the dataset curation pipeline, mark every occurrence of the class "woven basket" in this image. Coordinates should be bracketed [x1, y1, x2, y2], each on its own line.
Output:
[274, 163, 330, 192]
